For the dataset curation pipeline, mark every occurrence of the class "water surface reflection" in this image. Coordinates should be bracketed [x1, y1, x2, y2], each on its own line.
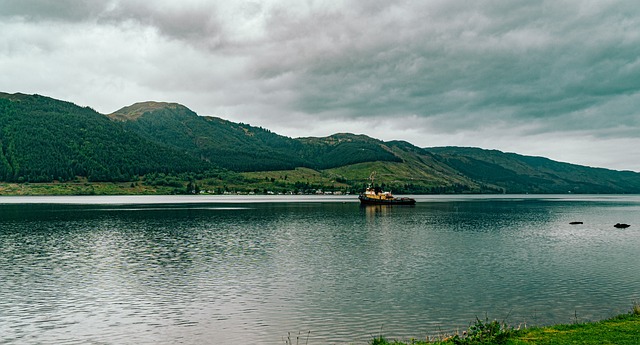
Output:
[1, 196, 639, 344]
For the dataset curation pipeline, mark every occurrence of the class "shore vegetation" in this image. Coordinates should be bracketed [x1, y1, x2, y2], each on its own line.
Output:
[369, 304, 640, 345]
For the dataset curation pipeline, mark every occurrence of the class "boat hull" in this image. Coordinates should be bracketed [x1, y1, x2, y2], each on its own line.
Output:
[358, 195, 416, 205]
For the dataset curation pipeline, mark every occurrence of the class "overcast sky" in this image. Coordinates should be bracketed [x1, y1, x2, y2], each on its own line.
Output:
[2, 1, 640, 171]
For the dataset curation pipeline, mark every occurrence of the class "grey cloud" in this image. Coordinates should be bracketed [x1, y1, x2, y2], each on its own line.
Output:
[246, 1, 640, 138]
[0, 0, 108, 21]
[103, 2, 226, 49]
[1, 1, 227, 49]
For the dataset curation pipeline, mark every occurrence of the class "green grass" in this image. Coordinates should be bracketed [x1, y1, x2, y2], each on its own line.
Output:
[368, 306, 640, 345]
[0, 168, 353, 196]
[239, 167, 351, 193]
[507, 313, 640, 345]
[0, 180, 175, 195]
[0, 160, 497, 196]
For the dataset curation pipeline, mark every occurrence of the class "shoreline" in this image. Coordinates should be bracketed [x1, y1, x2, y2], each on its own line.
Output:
[371, 307, 640, 344]
[3, 182, 640, 197]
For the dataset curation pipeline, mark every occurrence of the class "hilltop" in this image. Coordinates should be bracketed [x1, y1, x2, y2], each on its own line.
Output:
[0, 93, 208, 183]
[2, 92, 640, 194]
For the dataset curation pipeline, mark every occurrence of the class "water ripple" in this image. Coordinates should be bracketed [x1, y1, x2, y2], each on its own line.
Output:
[1, 197, 640, 344]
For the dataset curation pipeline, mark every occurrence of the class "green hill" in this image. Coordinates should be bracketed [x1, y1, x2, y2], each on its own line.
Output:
[323, 143, 640, 194]
[0, 93, 210, 182]
[110, 101, 306, 171]
[2, 92, 640, 194]
[110, 103, 401, 171]
[427, 146, 640, 193]
[296, 133, 402, 169]
[324, 141, 491, 194]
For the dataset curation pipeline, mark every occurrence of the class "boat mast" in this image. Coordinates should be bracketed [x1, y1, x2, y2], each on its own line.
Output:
[368, 171, 377, 186]
[368, 171, 380, 194]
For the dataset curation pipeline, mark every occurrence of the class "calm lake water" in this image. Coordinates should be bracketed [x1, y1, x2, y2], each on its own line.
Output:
[1, 195, 640, 344]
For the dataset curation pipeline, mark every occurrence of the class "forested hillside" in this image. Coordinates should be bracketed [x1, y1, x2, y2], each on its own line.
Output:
[2, 92, 640, 195]
[297, 133, 402, 169]
[110, 103, 402, 171]
[426, 147, 640, 193]
[0, 93, 210, 182]
[109, 102, 307, 171]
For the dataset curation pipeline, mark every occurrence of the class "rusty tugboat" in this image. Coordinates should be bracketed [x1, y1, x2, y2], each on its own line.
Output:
[358, 172, 416, 206]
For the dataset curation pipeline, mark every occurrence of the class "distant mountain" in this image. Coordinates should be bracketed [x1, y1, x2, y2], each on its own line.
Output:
[426, 147, 640, 193]
[2, 92, 640, 194]
[327, 142, 640, 194]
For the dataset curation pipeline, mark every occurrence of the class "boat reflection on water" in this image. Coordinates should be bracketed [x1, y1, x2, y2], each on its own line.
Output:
[361, 204, 391, 220]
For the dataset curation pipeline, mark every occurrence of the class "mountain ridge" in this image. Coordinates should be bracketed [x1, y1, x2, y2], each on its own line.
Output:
[1, 92, 639, 194]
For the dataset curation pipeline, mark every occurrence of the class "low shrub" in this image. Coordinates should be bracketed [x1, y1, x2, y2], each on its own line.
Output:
[450, 315, 513, 345]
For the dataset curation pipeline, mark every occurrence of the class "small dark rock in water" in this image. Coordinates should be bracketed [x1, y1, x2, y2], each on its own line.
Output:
[614, 223, 630, 228]
[569, 221, 583, 225]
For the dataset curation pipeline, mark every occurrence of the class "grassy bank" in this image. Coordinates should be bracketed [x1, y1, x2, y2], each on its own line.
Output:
[0, 168, 353, 196]
[0, 166, 488, 196]
[0, 181, 175, 195]
[370, 304, 640, 345]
